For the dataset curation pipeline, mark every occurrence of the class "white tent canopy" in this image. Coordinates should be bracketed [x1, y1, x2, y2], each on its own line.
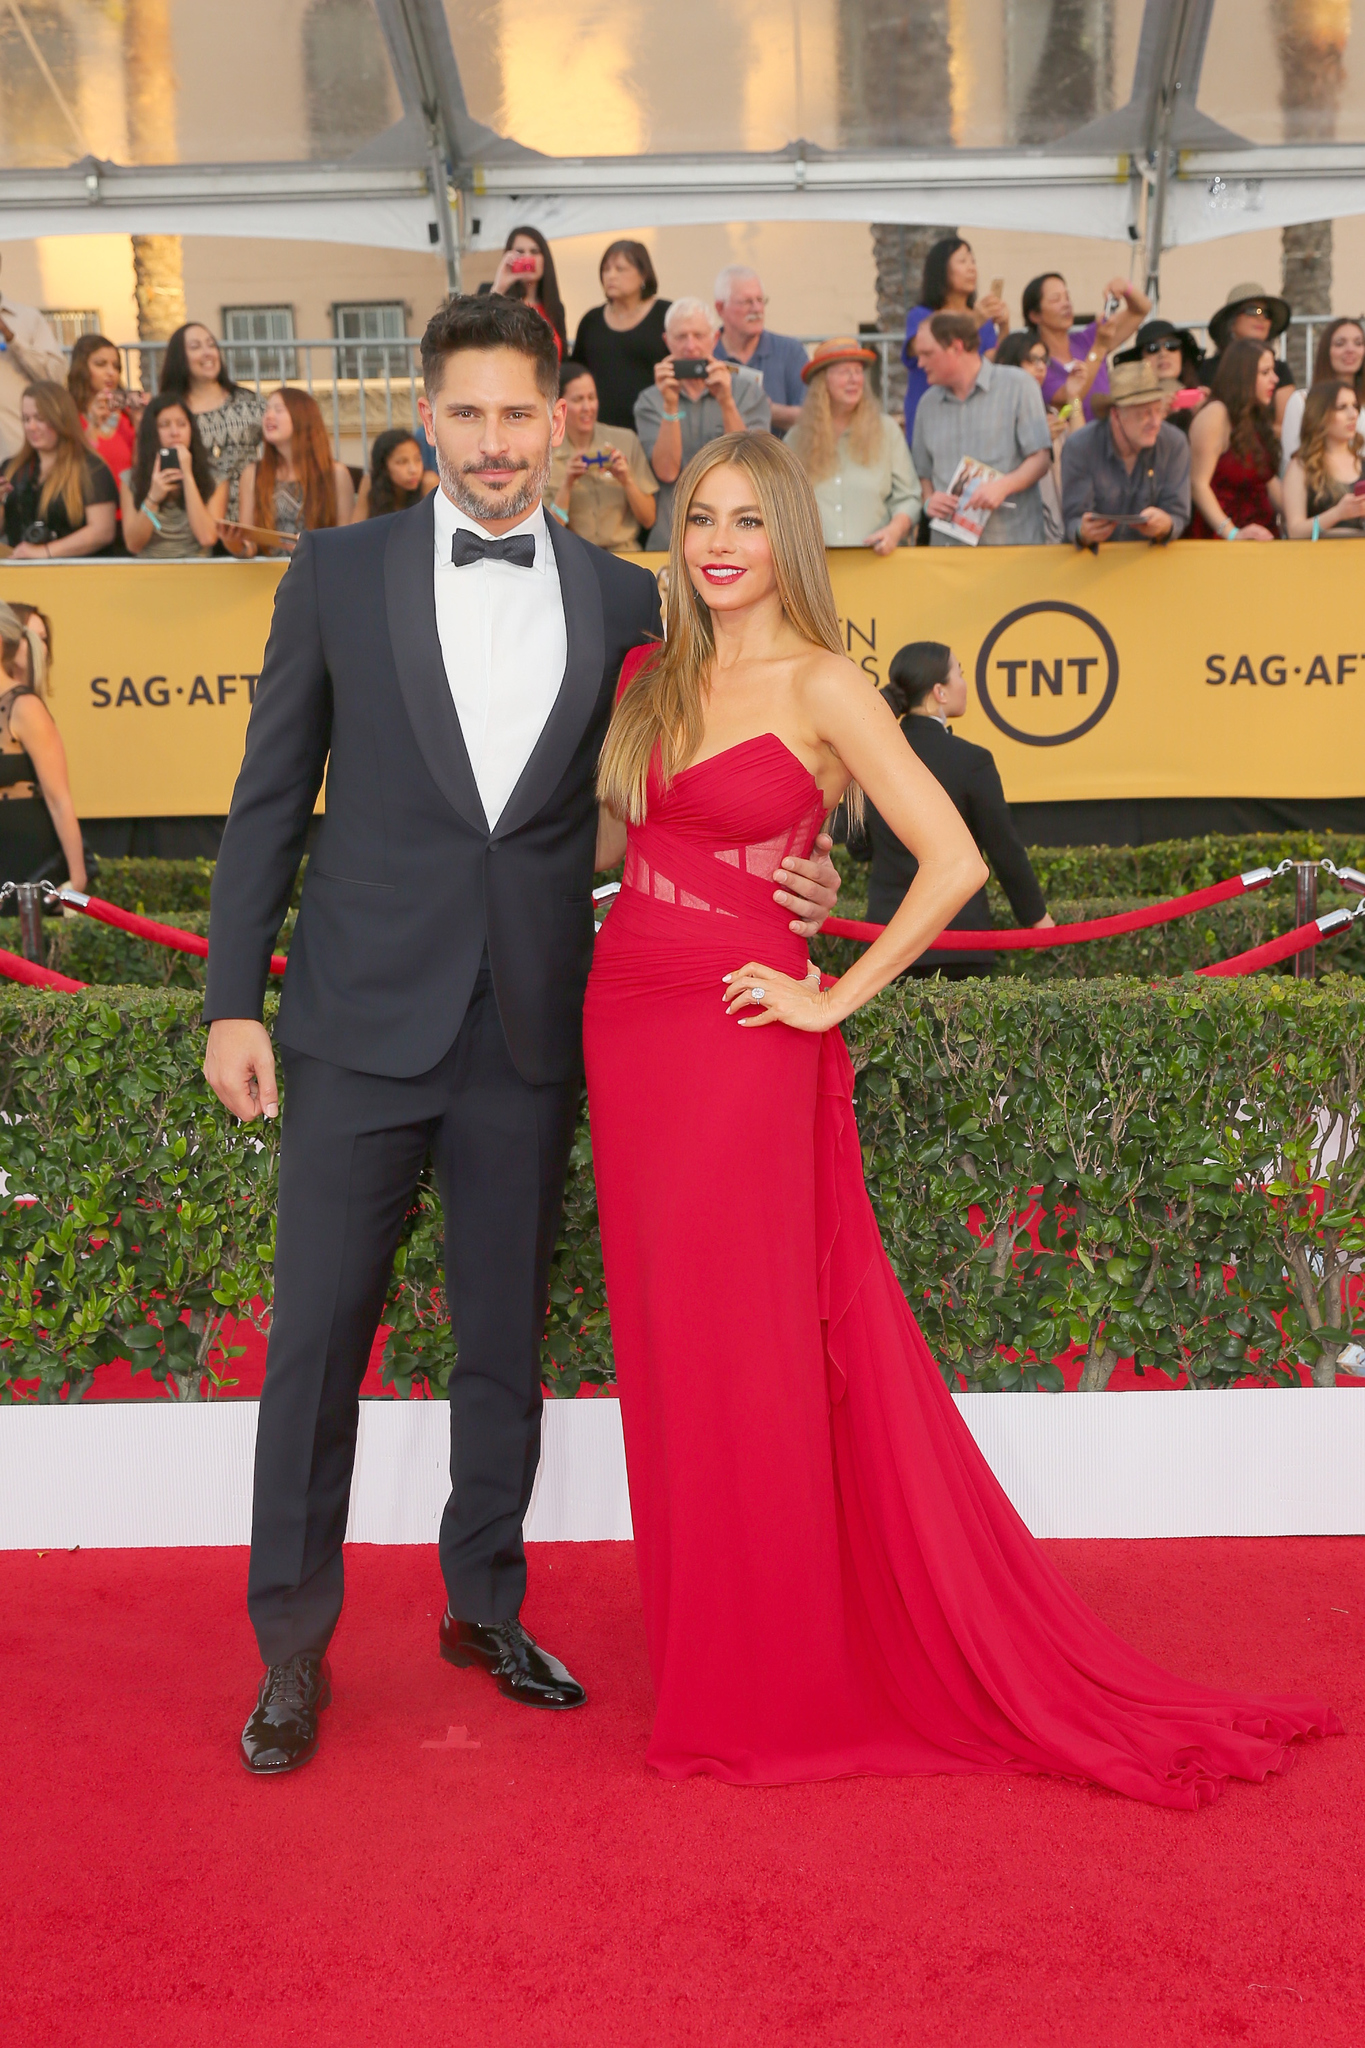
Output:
[3, 0, 1365, 298]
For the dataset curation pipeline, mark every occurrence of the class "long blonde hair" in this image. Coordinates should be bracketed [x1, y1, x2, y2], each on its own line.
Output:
[597, 431, 847, 825]
[1298, 379, 1363, 504]
[0, 601, 47, 701]
[3, 381, 90, 528]
[786, 364, 885, 482]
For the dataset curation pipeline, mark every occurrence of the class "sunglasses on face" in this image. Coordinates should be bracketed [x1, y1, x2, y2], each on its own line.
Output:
[1239, 306, 1271, 320]
[1141, 337, 1178, 355]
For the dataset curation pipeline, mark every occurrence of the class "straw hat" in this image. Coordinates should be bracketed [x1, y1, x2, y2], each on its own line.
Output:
[1092, 360, 1177, 414]
[801, 336, 877, 383]
[1208, 282, 1291, 350]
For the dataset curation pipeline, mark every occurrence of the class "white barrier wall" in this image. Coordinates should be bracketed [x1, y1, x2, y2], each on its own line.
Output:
[2, 1391, 1363, 1550]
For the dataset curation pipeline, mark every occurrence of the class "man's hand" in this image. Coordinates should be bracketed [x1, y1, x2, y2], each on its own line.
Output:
[1137, 505, 1172, 539]
[1078, 511, 1118, 546]
[653, 357, 682, 409]
[968, 474, 1010, 513]
[924, 490, 960, 521]
[703, 357, 734, 400]
[774, 831, 840, 937]
[204, 1019, 278, 1121]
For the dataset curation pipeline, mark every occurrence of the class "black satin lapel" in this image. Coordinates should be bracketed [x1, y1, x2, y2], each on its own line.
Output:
[383, 495, 488, 835]
[493, 517, 606, 840]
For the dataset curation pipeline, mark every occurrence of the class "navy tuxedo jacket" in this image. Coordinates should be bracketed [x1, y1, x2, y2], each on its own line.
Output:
[204, 493, 661, 1082]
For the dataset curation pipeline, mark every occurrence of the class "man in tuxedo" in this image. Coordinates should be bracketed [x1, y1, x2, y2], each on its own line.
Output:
[204, 294, 839, 1773]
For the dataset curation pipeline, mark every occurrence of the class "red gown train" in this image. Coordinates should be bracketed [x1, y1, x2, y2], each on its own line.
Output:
[582, 657, 1338, 1802]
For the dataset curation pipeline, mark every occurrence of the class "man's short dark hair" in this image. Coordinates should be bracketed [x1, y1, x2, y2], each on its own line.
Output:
[420, 293, 559, 404]
[927, 311, 979, 353]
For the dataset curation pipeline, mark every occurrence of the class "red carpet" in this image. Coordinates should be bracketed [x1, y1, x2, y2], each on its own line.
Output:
[2, 1539, 1362, 2047]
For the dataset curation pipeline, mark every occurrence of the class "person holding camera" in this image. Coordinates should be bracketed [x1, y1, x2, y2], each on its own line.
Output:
[478, 226, 568, 357]
[68, 333, 144, 486]
[158, 323, 266, 519]
[634, 298, 771, 549]
[1, 381, 119, 558]
[548, 363, 658, 551]
[119, 391, 229, 558]
[1023, 272, 1149, 423]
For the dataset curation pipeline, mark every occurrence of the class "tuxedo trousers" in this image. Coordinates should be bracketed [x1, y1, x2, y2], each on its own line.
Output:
[247, 969, 581, 1664]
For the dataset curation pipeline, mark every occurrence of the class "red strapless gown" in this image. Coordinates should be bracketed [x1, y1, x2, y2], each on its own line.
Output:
[582, 656, 1338, 1800]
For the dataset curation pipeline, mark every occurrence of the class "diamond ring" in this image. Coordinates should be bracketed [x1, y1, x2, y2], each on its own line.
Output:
[750, 986, 766, 1002]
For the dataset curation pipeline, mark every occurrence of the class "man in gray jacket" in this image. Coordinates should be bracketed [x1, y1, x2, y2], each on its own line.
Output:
[1060, 359, 1191, 546]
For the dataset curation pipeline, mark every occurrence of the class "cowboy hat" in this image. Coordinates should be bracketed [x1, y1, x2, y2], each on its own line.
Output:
[801, 336, 877, 383]
[1208, 282, 1291, 350]
[1092, 360, 1178, 411]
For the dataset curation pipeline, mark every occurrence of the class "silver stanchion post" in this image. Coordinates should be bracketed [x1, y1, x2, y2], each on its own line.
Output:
[15, 882, 46, 964]
[1293, 862, 1318, 980]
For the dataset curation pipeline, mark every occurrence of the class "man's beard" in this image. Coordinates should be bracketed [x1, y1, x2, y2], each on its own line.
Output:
[437, 443, 553, 525]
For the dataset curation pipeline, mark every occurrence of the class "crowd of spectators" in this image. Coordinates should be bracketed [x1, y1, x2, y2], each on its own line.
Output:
[1, 237, 1364, 565]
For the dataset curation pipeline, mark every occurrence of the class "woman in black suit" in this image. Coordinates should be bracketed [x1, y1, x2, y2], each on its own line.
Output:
[855, 641, 1053, 977]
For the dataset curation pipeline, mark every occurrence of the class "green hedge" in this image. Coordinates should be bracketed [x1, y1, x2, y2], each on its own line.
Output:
[90, 833, 1365, 920]
[2, 980, 1361, 1403]
[812, 890, 1365, 983]
[0, 911, 300, 993]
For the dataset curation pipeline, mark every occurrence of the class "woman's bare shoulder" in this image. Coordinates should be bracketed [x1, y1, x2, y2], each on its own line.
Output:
[793, 642, 882, 717]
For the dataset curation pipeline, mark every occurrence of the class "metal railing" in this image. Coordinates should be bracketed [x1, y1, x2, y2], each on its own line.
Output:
[60, 313, 1363, 460]
[66, 338, 427, 465]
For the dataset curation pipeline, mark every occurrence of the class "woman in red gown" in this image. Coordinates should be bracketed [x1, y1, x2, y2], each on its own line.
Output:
[582, 432, 1337, 1803]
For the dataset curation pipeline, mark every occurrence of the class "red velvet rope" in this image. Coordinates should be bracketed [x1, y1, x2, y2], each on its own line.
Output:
[68, 895, 288, 977]
[0, 947, 87, 992]
[1195, 915, 1353, 978]
[822, 871, 1257, 951]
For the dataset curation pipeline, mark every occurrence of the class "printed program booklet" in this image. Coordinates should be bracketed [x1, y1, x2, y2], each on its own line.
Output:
[929, 455, 1010, 546]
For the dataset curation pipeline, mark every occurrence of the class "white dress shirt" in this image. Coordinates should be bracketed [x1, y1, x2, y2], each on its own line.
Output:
[431, 488, 568, 830]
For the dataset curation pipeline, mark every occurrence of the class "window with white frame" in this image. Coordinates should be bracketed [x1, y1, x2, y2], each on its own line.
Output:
[333, 301, 408, 379]
[223, 306, 297, 382]
[44, 309, 101, 347]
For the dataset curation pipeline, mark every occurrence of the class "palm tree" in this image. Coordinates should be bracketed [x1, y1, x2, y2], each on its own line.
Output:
[1274, 0, 1352, 383]
[837, 0, 954, 413]
[123, 0, 186, 359]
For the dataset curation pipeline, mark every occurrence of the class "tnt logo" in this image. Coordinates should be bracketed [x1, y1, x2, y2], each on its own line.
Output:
[975, 601, 1118, 747]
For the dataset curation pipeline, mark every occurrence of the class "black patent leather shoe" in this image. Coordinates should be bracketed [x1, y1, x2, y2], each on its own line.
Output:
[439, 1611, 585, 1709]
[240, 1653, 332, 1775]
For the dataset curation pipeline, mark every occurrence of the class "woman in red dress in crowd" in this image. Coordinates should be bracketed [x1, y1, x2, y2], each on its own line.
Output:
[582, 430, 1336, 1804]
[68, 333, 140, 488]
[1188, 338, 1282, 539]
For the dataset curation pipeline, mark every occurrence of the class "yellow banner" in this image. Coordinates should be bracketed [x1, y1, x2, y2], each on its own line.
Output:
[0, 561, 287, 818]
[812, 542, 1363, 803]
[1, 544, 1359, 815]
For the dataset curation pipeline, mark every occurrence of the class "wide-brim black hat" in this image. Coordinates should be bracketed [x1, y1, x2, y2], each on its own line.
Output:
[1115, 320, 1202, 369]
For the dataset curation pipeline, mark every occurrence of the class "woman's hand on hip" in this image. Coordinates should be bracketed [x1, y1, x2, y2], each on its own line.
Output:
[724, 962, 838, 1032]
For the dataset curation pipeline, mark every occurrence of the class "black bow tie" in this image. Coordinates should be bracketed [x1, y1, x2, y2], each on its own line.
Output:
[451, 529, 537, 569]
